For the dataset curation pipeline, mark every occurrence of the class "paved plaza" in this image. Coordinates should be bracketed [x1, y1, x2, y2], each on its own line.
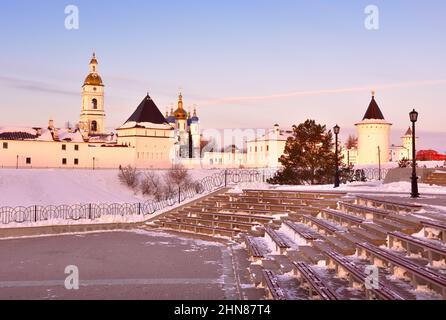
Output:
[0, 231, 240, 300]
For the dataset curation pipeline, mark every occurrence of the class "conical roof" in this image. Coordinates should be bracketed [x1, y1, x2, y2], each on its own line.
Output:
[125, 94, 168, 125]
[363, 94, 385, 120]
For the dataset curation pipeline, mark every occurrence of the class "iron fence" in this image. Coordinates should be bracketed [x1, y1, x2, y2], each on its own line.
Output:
[0, 167, 387, 226]
[360, 168, 390, 181]
[0, 169, 277, 226]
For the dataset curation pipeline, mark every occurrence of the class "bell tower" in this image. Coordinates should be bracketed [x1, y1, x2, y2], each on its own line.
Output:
[79, 53, 106, 135]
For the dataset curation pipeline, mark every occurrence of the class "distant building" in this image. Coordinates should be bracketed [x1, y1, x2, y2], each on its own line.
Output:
[416, 150, 446, 161]
[0, 53, 201, 169]
[245, 124, 291, 168]
[389, 127, 415, 162]
[343, 92, 421, 166]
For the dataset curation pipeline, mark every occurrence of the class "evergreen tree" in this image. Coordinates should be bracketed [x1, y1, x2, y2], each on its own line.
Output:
[268, 119, 348, 185]
[398, 157, 410, 168]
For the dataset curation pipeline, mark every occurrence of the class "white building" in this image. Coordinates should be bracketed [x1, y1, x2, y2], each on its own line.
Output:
[343, 93, 417, 166]
[0, 53, 201, 169]
[355, 92, 392, 165]
[390, 127, 415, 162]
[245, 124, 291, 168]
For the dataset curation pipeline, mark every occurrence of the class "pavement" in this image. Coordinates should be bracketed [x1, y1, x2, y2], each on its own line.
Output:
[0, 230, 241, 300]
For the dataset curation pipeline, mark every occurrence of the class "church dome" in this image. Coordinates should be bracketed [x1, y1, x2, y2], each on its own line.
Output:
[174, 108, 187, 120]
[84, 73, 104, 86]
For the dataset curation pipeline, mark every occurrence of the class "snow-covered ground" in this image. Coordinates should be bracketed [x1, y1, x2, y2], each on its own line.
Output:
[0, 169, 221, 207]
[1, 168, 446, 209]
[230, 180, 446, 195]
[355, 161, 445, 170]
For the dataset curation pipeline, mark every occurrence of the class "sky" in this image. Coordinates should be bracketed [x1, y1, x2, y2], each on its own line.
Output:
[0, 0, 445, 151]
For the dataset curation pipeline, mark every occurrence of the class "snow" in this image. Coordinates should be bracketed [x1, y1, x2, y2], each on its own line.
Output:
[273, 180, 446, 195]
[0, 169, 222, 207]
[0, 214, 146, 229]
[119, 121, 173, 130]
[354, 161, 446, 170]
[279, 223, 309, 246]
[0, 126, 37, 135]
[229, 180, 446, 195]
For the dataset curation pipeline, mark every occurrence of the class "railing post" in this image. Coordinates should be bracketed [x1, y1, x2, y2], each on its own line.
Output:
[34, 205, 37, 222]
[225, 169, 228, 187]
[138, 203, 141, 215]
[89, 203, 92, 220]
[178, 186, 181, 204]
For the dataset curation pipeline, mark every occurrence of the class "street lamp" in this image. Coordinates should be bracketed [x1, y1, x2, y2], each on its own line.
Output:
[334, 125, 341, 188]
[409, 109, 419, 198]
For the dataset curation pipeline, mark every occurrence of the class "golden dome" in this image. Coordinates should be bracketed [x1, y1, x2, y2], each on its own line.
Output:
[84, 73, 104, 86]
[174, 107, 187, 120]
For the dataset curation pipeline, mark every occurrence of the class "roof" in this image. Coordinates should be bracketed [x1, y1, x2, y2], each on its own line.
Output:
[0, 132, 37, 140]
[363, 95, 385, 120]
[84, 73, 104, 86]
[404, 127, 413, 136]
[247, 129, 292, 143]
[124, 94, 169, 126]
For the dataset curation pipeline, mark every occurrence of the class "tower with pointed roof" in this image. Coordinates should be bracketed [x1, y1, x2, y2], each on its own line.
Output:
[116, 94, 176, 167]
[190, 107, 201, 158]
[355, 92, 392, 165]
[174, 93, 190, 158]
[402, 127, 414, 160]
[79, 53, 106, 136]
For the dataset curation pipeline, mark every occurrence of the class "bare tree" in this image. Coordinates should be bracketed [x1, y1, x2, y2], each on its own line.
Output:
[118, 165, 139, 190]
[345, 135, 358, 150]
[164, 164, 192, 197]
[140, 171, 164, 201]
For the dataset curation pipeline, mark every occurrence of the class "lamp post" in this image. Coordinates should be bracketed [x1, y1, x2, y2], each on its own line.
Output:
[334, 125, 340, 188]
[409, 109, 419, 198]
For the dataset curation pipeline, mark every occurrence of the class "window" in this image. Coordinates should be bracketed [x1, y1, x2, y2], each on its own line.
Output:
[62, 144, 66, 151]
[62, 158, 67, 165]
[92, 99, 98, 110]
[26, 158, 31, 165]
[91, 121, 98, 132]
[2, 142, 8, 149]
[74, 159, 79, 165]
[74, 145, 79, 151]
[267, 145, 269, 152]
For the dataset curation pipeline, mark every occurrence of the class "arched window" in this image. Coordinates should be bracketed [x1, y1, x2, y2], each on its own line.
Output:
[91, 121, 98, 132]
[92, 99, 98, 110]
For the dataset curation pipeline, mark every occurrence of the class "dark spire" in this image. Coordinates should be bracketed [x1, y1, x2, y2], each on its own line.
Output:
[404, 127, 413, 136]
[125, 94, 168, 124]
[363, 91, 385, 120]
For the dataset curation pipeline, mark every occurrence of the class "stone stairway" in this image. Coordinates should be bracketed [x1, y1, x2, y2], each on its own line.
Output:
[424, 170, 446, 186]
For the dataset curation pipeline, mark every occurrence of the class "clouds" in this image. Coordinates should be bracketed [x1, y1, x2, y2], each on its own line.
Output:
[0, 76, 78, 97]
[197, 79, 446, 107]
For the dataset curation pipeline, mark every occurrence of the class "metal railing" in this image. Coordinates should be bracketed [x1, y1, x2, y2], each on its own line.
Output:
[0, 169, 277, 226]
[0, 167, 388, 226]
